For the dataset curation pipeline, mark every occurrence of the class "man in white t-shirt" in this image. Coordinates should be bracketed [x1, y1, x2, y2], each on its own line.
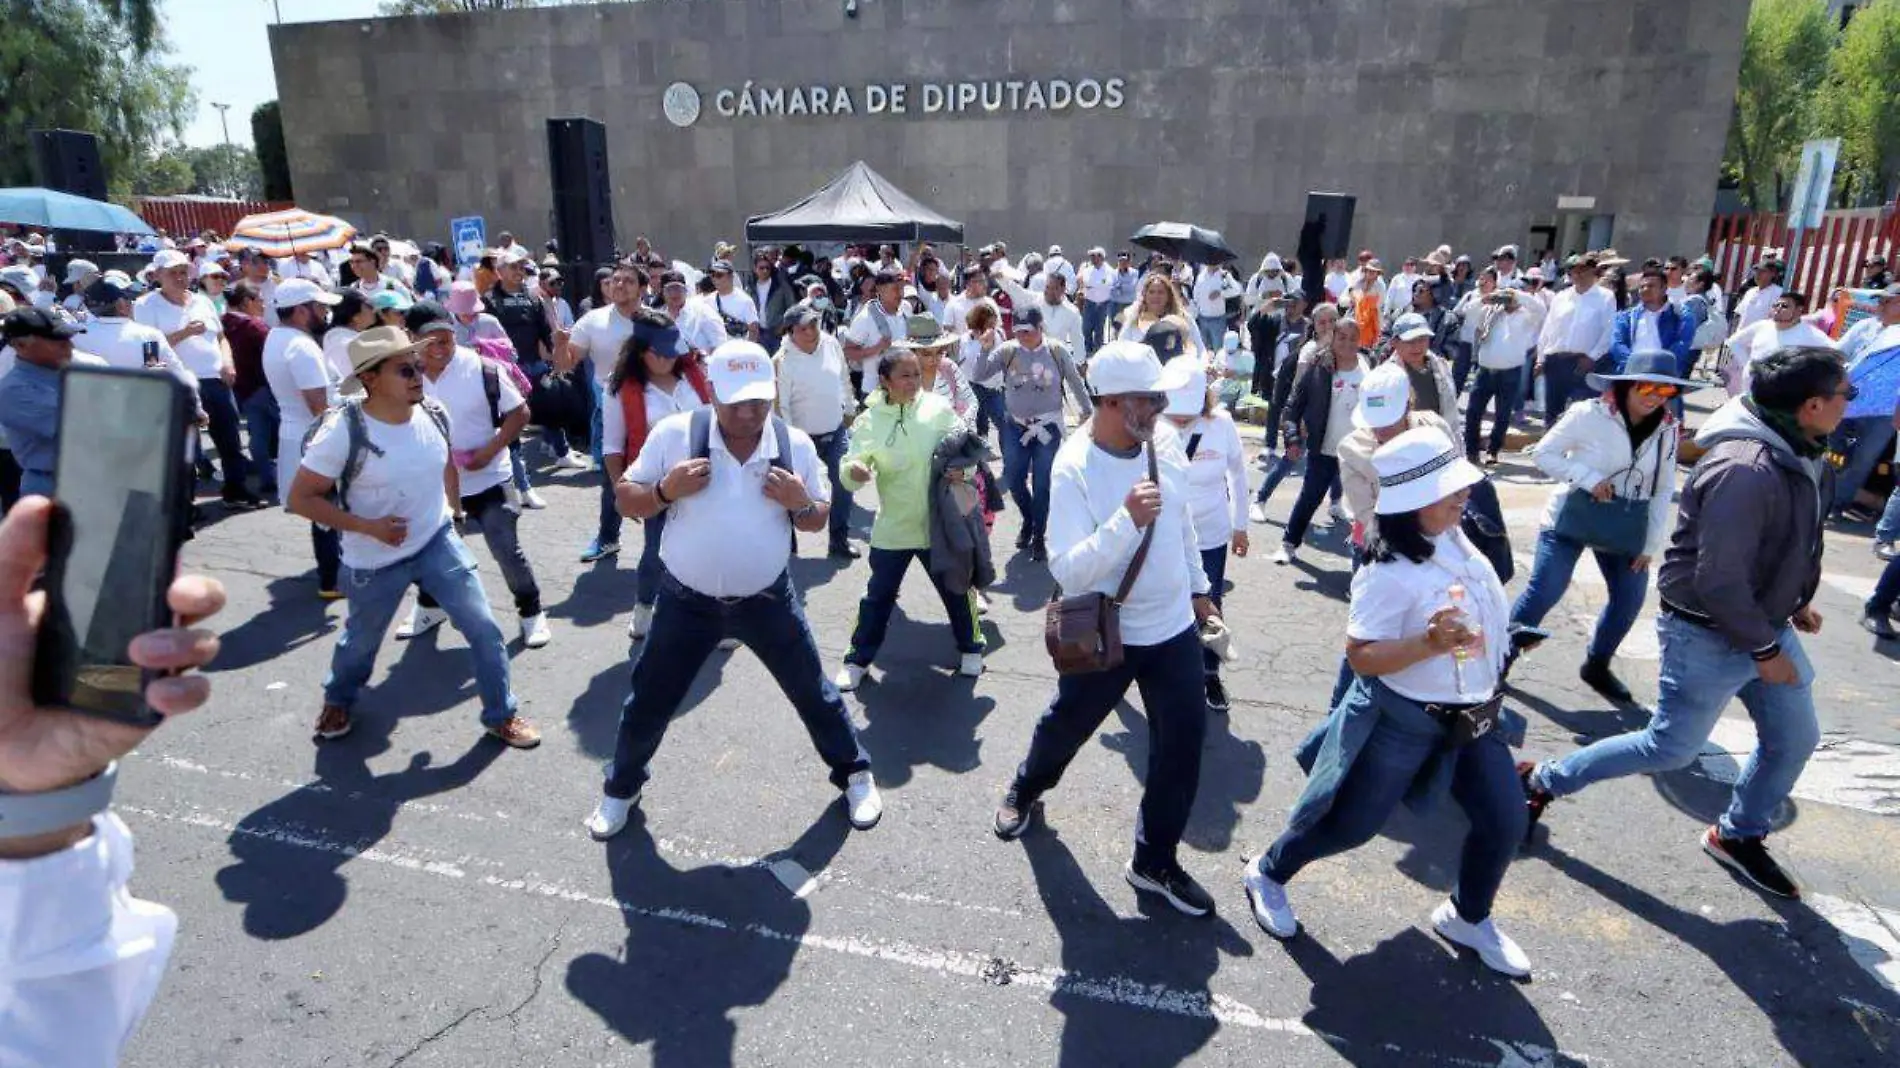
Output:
[698, 259, 760, 345]
[566, 262, 647, 562]
[773, 305, 857, 557]
[1725, 289, 1835, 397]
[399, 307, 551, 649]
[289, 326, 540, 750]
[1076, 247, 1116, 355]
[992, 339, 1219, 917]
[840, 268, 906, 395]
[262, 278, 344, 596]
[1191, 265, 1232, 353]
[1041, 244, 1076, 295]
[1732, 260, 1785, 334]
[659, 269, 725, 357]
[136, 251, 264, 509]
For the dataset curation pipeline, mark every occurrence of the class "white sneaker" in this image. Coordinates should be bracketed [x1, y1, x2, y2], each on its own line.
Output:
[958, 652, 985, 677]
[717, 637, 741, 651]
[1249, 502, 1269, 525]
[1271, 545, 1294, 565]
[555, 450, 591, 471]
[1329, 501, 1346, 525]
[1430, 899, 1532, 978]
[520, 613, 552, 649]
[395, 604, 449, 640]
[844, 770, 882, 829]
[521, 488, 548, 509]
[584, 792, 639, 841]
[1242, 857, 1299, 939]
[835, 663, 865, 691]
[975, 590, 992, 616]
[627, 604, 654, 641]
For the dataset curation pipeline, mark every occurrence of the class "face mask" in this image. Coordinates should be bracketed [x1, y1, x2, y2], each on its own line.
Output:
[812, 296, 832, 311]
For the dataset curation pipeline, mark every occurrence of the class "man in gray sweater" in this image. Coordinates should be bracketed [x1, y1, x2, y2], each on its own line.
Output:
[1522, 346, 1847, 900]
[968, 306, 1092, 560]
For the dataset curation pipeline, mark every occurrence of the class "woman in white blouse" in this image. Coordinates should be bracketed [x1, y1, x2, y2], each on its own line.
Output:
[1242, 425, 1532, 978]
[1509, 351, 1690, 704]
[1162, 363, 1248, 713]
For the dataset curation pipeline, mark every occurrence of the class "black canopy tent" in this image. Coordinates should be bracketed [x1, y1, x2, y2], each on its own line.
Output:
[744, 161, 965, 246]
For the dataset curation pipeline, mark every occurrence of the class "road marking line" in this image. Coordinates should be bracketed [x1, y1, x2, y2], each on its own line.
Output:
[1806, 893, 1900, 997]
[1700, 720, 1900, 817]
[124, 800, 1584, 1067]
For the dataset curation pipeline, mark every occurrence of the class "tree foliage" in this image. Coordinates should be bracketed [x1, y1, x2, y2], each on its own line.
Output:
[0, 0, 193, 196]
[1817, 0, 1900, 205]
[252, 101, 293, 202]
[1725, 0, 1836, 210]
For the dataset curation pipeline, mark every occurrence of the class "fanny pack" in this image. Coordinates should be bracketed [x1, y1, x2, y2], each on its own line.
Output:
[1425, 693, 1504, 747]
[1044, 443, 1156, 675]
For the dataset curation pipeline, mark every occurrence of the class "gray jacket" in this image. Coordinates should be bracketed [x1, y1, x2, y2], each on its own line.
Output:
[1657, 397, 1829, 655]
[928, 429, 996, 595]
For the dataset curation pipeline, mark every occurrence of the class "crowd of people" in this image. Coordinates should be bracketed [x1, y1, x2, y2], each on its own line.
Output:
[0, 217, 1894, 1063]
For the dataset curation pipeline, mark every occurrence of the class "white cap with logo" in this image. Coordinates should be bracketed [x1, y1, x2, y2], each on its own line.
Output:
[707, 339, 776, 403]
[1352, 361, 1412, 430]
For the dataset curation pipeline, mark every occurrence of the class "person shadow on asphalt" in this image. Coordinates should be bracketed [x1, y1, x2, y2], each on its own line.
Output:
[1021, 827, 1253, 1067]
[565, 805, 851, 1067]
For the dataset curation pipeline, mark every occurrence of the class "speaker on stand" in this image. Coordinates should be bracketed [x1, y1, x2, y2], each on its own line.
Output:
[1297, 191, 1355, 305]
[545, 117, 616, 269]
[30, 129, 114, 251]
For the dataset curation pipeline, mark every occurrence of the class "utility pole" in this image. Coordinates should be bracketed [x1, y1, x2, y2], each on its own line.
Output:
[210, 102, 235, 198]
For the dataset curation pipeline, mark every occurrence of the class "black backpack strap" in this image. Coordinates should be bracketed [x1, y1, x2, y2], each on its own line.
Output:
[1186, 432, 1203, 460]
[482, 362, 501, 428]
[771, 416, 793, 473]
[689, 406, 713, 461]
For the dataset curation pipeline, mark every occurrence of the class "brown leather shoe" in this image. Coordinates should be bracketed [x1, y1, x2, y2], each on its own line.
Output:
[314, 704, 353, 740]
[486, 716, 542, 749]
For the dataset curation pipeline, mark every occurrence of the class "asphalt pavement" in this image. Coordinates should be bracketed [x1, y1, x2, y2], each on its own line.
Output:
[118, 408, 1900, 1068]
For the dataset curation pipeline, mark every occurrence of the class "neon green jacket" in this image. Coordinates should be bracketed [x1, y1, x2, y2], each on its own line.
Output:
[842, 389, 961, 551]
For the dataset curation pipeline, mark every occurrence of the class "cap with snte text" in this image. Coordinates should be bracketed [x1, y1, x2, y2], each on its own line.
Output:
[707, 339, 776, 403]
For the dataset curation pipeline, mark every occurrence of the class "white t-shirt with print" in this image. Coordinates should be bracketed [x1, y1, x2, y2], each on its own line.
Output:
[1347, 530, 1507, 704]
[421, 347, 525, 497]
[300, 404, 453, 571]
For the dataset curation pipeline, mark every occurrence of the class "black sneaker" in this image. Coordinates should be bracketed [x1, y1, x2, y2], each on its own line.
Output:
[1579, 656, 1633, 703]
[993, 786, 1039, 840]
[1702, 826, 1801, 899]
[1204, 675, 1230, 713]
[1029, 539, 1047, 562]
[1861, 611, 1898, 640]
[828, 541, 861, 560]
[1517, 761, 1552, 841]
[1016, 528, 1032, 550]
[1124, 860, 1215, 917]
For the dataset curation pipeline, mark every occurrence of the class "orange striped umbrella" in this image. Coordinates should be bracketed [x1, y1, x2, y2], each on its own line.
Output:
[227, 207, 357, 258]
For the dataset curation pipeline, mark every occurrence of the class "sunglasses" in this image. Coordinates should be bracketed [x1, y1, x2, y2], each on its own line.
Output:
[1631, 382, 1678, 399]
[376, 359, 422, 379]
[1837, 384, 1861, 401]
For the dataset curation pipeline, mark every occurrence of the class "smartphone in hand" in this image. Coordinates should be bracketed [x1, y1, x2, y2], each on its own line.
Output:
[33, 366, 195, 726]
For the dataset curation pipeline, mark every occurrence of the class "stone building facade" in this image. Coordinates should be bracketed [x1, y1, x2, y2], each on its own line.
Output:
[270, 0, 1746, 264]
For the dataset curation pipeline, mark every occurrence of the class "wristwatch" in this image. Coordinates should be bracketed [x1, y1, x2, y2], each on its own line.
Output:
[0, 763, 117, 841]
[791, 501, 819, 521]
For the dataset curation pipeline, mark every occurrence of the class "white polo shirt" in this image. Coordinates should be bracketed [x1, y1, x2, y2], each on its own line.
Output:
[262, 327, 338, 499]
[132, 290, 223, 379]
[700, 289, 760, 334]
[1346, 530, 1508, 704]
[1077, 263, 1115, 304]
[79, 317, 196, 392]
[601, 376, 709, 458]
[627, 414, 828, 598]
[421, 346, 525, 497]
[567, 304, 635, 387]
[672, 300, 727, 356]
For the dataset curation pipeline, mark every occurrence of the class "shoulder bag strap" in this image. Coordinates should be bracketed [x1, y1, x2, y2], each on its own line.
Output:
[1112, 443, 1160, 605]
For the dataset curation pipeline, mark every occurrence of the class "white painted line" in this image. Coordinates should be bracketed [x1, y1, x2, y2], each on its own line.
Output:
[768, 858, 818, 899]
[1806, 893, 1900, 998]
[124, 800, 1584, 1067]
[1700, 720, 1900, 817]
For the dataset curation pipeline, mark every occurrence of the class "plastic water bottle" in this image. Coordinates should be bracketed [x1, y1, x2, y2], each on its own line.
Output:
[1446, 583, 1483, 697]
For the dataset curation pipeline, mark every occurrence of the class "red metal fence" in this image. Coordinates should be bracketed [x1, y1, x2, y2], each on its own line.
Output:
[131, 197, 294, 240]
[1706, 206, 1899, 298]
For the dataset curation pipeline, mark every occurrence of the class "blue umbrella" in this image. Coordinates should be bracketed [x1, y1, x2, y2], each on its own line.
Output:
[0, 187, 155, 235]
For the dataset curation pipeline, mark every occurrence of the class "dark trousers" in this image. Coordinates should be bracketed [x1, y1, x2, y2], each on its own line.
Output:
[603, 568, 869, 799]
[845, 547, 983, 665]
[1283, 452, 1342, 549]
[1464, 366, 1522, 459]
[635, 510, 667, 607]
[971, 383, 1004, 440]
[1868, 554, 1900, 616]
[1827, 415, 1896, 512]
[197, 378, 252, 496]
[0, 449, 19, 513]
[312, 524, 341, 592]
[1543, 352, 1590, 423]
[1445, 340, 1474, 395]
[811, 429, 854, 548]
[1011, 626, 1207, 870]
[1200, 546, 1227, 676]
[417, 485, 543, 617]
[1081, 299, 1111, 354]
[239, 390, 280, 497]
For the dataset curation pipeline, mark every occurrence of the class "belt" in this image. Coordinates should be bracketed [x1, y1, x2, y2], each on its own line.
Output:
[1421, 695, 1495, 718]
[662, 566, 787, 606]
[1661, 599, 1789, 634]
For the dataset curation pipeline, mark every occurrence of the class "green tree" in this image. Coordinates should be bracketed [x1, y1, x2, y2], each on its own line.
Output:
[94, 0, 158, 54]
[121, 145, 194, 196]
[184, 143, 262, 200]
[251, 100, 293, 201]
[1818, 0, 1900, 205]
[0, 0, 193, 195]
[1724, 0, 1836, 210]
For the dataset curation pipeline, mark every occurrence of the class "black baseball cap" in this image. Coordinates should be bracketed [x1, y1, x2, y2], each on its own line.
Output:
[84, 276, 136, 306]
[1013, 306, 1045, 332]
[405, 300, 455, 337]
[1, 306, 83, 341]
[632, 316, 689, 357]
[873, 268, 903, 288]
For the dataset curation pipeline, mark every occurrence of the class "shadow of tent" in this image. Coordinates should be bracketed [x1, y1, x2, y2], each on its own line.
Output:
[205, 575, 340, 672]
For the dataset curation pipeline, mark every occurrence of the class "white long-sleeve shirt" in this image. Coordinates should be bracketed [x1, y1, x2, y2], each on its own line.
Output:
[1191, 268, 1229, 318]
[1047, 422, 1209, 646]
[1536, 283, 1615, 359]
[773, 331, 853, 436]
[1531, 397, 1679, 557]
[1476, 302, 1541, 370]
[1, 815, 176, 1068]
[1177, 412, 1248, 549]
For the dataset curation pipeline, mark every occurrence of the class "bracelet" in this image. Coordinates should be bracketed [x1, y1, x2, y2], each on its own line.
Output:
[654, 482, 674, 506]
[0, 763, 118, 842]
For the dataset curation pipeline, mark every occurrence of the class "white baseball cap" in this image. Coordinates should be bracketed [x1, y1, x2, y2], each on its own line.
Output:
[150, 249, 191, 271]
[1163, 362, 1210, 417]
[1352, 361, 1412, 430]
[272, 277, 342, 310]
[1085, 339, 1194, 398]
[707, 339, 776, 404]
[1371, 426, 1483, 516]
[1393, 312, 1434, 342]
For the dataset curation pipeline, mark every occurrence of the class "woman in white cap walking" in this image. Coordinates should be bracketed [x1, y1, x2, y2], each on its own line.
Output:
[1161, 362, 1248, 713]
[1241, 425, 1532, 977]
[1508, 350, 1690, 703]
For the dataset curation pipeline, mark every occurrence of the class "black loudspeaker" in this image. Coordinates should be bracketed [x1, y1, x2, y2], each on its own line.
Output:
[1299, 191, 1356, 304]
[31, 129, 107, 202]
[546, 118, 615, 266]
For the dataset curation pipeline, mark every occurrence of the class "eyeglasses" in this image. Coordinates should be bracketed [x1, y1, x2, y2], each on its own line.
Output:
[377, 360, 421, 379]
[1836, 385, 1861, 401]
[1631, 382, 1679, 399]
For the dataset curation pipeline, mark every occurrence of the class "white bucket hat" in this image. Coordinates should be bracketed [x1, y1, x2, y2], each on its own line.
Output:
[1371, 426, 1484, 515]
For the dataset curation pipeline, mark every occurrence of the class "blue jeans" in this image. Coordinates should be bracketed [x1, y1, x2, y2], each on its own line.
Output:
[1012, 626, 1207, 870]
[415, 485, 543, 617]
[1197, 314, 1227, 353]
[509, 442, 531, 492]
[602, 568, 869, 799]
[1538, 615, 1819, 840]
[590, 377, 623, 547]
[634, 511, 667, 606]
[1000, 422, 1059, 541]
[972, 383, 1005, 441]
[845, 547, 983, 665]
[1464, 366, 1522, 459]
[1283, 452, 1341, 549]
[324, 525, 517, 726]
[1082, 300, 1111, 354]
[1510, 528, 1649, 661]
[811, 429, 854, 547]
[1262, 687, 1525, 922]
[239, 390, 280, 497]
[1868, 555, 1900, 616]
[1827, 415, 1896, 512]
[197, 378, 251, 494]
[1877, 483, 1900, 545]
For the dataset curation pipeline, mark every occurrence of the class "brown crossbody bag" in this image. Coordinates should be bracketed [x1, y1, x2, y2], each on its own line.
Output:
[1044, 443, 1158, 675]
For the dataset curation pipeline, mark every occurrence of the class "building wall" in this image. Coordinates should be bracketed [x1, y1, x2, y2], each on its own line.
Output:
[270, 0, 1746, 265]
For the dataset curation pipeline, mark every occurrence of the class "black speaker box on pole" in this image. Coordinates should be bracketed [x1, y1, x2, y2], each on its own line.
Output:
[546, 117, 615, 267]
[1298, 191, 1356, 304]
[32, 129, 107, 201]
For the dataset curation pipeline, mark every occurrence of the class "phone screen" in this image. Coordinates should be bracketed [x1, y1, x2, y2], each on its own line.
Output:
[34, 366, 190, 724]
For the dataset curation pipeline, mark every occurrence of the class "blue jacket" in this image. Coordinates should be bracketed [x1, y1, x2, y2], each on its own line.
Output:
[1609, 303, 1691, 374]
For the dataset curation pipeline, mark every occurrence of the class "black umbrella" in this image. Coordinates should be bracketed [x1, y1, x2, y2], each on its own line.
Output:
[1129, 221, 1238, 267]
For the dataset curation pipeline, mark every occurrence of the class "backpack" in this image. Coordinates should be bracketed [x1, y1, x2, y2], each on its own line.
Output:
[687, 407, 794, 475]
[300, 396, 453, 516]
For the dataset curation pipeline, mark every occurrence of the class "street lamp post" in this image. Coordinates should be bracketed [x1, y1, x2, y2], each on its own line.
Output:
[210, 102, 235, 199]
